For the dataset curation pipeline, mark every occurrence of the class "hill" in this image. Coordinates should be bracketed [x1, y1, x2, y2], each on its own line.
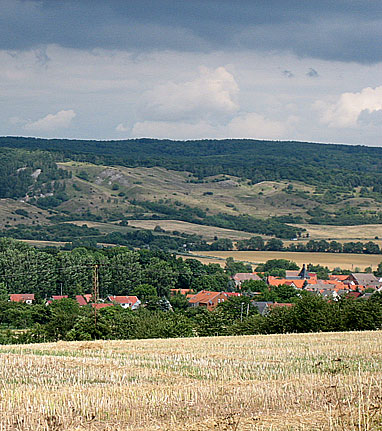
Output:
[3, 138, 382, 247]
[0, 331, 381, 430]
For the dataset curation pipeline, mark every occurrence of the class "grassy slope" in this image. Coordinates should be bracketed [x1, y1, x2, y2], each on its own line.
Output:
[4, 160, 382, 244]
[0, 331, 381, 430]
[58, 161, 316, 220]
[0, 199, 52, 228]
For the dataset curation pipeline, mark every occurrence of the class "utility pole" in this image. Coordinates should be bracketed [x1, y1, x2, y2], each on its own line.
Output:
[93, 264, 99, 304]
[92, 264, 100, 328]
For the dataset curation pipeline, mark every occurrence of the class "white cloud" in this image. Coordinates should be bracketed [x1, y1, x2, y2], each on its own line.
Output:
[131, 112, 294, 140]
[140, 66, 239, 121]
[116, 123, 129, 132]
[24, 109, 76, 131]
[131, 120, 216, 140]
[227, 113, 291, 139]
[318, 86, 382, 127]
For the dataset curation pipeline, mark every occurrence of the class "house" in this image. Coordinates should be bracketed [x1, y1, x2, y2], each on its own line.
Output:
[232, 272, 261, 288]
[329, 274, 350, 282]
[346, 291, 363, 299]
[75, 295, 90, 306]
[318, 289, 340, 300]
[108, 295, 141, 310]
[45, 295, 68, 305]
[267, 277, 305, 289]
[285, 265, 316, 280]
[252, 301, 273, 315]
[52, 295, 68, 300]
[347, 273, 380, 287]
[252, 301, 294, 316]
[188, 290, 227, 311]
[9, 294, 35, 304]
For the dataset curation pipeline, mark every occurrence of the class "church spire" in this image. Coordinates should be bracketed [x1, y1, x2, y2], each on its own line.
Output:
[298, 264, 309, 279]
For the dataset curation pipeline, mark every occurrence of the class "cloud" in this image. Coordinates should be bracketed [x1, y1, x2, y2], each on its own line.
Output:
[24, 109, 76, 131]
[34, 47, 50, 67]
[116, 123, 129, 132]
[132, 120, 216, 140]
[140, 66, 239, 121]
[131, 112, 293, 140]
[282, 70, 294, 78]
[1, 1, 382, 63]
[307, 68, 319, 78]
[318, 86, 382, 128]
[227, 113, 292, 139]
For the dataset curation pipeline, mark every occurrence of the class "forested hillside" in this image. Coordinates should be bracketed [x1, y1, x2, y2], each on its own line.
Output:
[0, 147, 69, 199]
[2, 136, 382, 189]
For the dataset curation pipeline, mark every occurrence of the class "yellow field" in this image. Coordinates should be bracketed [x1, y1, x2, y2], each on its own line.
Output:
[126, 219, 254, 241]
[0, 332, 381, 430]
[189, 250, 382, 271]
[293, 223, 382, 242]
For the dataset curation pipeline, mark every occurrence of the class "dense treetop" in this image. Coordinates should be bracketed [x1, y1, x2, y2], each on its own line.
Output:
[1, 137, 382, 189]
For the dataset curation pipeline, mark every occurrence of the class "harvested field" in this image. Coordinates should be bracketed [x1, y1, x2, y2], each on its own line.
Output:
[126, 219, 254, 241]
[0, 332, 381, 430]
[292, 223, 382, 241]
[189, 250, 382, 271]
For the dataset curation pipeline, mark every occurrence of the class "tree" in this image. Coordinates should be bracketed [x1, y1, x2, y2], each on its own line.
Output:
[258, 259, 299, 272]
[0, 282, 8, 302]
[364, 241, 380, 254]
[45, 298, 81, 340]
[169, 293, 190, 311]
[241, 279, 268, 293]
[209, 238, 233, 251]
[217, 296, 258, 322]
[143, 258, 177, 297]
[265, 238, 284, 251]
[224, 257, 252, 276]
[129, 283, 157, 301]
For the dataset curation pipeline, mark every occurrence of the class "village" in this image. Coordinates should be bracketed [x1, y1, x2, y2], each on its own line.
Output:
[9, 264, 382, 316]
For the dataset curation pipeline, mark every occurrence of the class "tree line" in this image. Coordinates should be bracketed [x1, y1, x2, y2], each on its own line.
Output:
[237, 236, 382, 255]
[0, 293, 381, 344]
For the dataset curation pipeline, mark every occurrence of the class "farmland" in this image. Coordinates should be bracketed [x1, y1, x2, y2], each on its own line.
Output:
[189, 250, 382, 271]
[0, 331, 381, 430]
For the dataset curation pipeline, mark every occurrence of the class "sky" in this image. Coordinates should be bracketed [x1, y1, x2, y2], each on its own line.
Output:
[1, 0, 382, 145]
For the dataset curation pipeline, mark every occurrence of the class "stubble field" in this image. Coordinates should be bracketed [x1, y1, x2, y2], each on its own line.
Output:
[0, 331, 381, 430]
[190, 250, 382, 271]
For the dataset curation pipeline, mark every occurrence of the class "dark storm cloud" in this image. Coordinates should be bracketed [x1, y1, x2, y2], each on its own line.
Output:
[1, 0, 382, 63]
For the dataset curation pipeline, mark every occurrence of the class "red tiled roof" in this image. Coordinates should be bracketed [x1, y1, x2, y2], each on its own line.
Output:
[10, 294, 35, 302]
[288, 280, 305, 289]
[108, 295, 139, 305]
[232, 273, 261, 282]
[52, 295, 68, 300]
[92, 303, 114, 309]
[75, 295, 88, 306]
[83, 294, 92, 303]
[188, 290, 227, 305]
[329, 275, 350, 281]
